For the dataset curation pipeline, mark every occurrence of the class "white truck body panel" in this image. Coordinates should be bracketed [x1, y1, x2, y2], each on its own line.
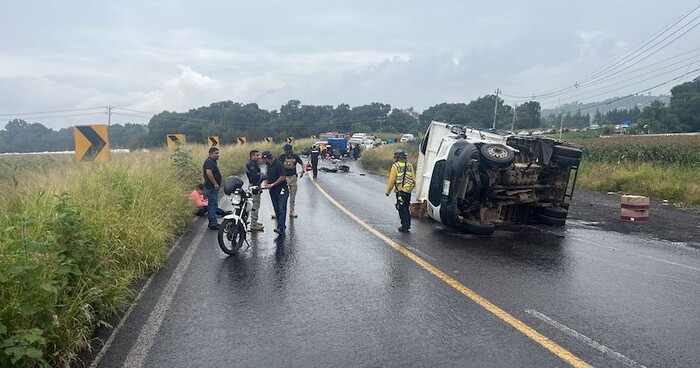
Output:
[414, 121, 507, 203]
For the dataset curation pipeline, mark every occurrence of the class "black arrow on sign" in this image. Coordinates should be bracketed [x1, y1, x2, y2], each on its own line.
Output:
[77, 126, 106, 161]
[168, 134, 180, 144]
[209, 137, 218, 145]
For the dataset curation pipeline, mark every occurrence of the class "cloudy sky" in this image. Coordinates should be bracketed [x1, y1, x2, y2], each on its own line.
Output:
[2, 0, 699, 129]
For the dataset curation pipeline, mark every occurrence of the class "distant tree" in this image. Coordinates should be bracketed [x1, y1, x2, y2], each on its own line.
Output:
[638, 100, 681, 133]
[669, 77, 700, 132]
[514, 101, 541, 129]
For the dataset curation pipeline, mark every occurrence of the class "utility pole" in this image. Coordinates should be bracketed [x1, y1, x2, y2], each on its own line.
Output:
[492, 89, 500, 130]
[559, 114, 564, 140]
[511, 103, 517, 133]
[107, 106, 112, 127]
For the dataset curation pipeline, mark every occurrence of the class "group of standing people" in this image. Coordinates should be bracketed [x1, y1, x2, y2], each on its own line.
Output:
[198, 144, 415, 237]
[199, 144, 305, 237]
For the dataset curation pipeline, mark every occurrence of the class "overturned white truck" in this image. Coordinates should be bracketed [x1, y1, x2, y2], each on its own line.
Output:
[413, 121, 582, 235]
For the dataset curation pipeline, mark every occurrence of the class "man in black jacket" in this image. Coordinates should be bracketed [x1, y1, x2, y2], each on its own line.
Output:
[246, 150, 264, 231]
[309, 145, 320, 178]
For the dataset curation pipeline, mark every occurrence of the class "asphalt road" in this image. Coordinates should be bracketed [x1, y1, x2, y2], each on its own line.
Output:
[91, 159, 700, 368]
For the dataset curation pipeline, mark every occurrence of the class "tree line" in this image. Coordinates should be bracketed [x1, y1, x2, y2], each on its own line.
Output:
[2, 77, 698, 153]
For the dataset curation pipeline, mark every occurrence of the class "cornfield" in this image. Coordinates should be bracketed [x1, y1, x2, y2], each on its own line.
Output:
[571, 135, 700, 166]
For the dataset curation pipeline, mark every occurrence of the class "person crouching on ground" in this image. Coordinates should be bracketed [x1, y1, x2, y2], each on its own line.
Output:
[246, 149, 265, 231]
[189, 183, 228, 217]
[385, 149, 415, 233]
[262, 151, 289, 236]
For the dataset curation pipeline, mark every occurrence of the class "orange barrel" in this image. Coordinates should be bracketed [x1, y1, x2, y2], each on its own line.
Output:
[620, 195, 650, 222]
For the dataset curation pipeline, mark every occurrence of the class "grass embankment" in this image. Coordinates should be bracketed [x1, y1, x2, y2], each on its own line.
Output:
[572, 135, 700, 206]
[359, 143, 419, 176]
[0, 141, 292, 367]
[360, 136, 700, 206]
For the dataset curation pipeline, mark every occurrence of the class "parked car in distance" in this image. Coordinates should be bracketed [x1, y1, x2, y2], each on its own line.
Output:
[400, 133, 415, 142]
[348, 133, 367, 147]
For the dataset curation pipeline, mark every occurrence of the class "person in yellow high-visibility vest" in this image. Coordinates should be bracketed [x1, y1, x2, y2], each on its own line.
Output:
[385, 149, 415, 233]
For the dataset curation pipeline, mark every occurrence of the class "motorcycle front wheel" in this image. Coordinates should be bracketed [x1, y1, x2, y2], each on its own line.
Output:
[218, 219, 245, 255]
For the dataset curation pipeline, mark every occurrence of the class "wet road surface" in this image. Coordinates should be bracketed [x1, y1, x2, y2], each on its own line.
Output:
[94, 160, 700, 368]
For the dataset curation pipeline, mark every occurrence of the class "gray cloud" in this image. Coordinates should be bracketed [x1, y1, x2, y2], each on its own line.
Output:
[1, 0, 698, 129]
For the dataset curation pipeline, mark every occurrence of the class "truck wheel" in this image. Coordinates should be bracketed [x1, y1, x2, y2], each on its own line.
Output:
[537, 206, 568, 219]
[480, 144, 515, 168]
[534, 212, 566, 226]
[555, 155, 580, 167]
[459, 219, 495, 235]
[554, 145, 582, 159]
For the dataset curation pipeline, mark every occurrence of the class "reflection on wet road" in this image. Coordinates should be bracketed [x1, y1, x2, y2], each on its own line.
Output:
[97, 160, 700, 368]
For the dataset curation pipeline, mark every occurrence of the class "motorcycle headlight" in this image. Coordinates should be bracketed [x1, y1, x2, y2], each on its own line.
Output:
[231, 194, 243, 205]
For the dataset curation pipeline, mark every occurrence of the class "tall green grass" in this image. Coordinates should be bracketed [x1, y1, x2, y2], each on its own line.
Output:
[359, 143, 419, 176]
[0, 142, 291, 367]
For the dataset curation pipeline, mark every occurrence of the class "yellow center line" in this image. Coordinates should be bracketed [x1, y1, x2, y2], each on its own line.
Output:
[310, 178, 591, 368]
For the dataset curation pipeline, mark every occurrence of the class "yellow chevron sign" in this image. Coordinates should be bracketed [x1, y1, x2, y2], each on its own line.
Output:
[286, 137, 294, 144]
[237, 137, 247, 145]
[264, 137, 273, 143]
[167, 134, 185, 150]
[74, 124, 109, 163]
[207, 136, 219, 147]
[310, 135, 317, 140]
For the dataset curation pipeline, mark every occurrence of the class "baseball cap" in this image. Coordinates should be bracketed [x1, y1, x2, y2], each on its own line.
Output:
[261, 151, 273, 159]
[283, 144, 293, 151]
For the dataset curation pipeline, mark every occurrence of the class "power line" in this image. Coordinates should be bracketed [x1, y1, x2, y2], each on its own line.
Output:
[502, 4, 700, 99]
[0, 106, 106, 118]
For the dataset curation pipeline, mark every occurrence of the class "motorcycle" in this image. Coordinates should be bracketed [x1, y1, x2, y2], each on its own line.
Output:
[218, 176, 263, 255]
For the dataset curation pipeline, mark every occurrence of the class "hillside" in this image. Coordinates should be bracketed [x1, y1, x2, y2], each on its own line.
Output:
[541, 94, 671, 116]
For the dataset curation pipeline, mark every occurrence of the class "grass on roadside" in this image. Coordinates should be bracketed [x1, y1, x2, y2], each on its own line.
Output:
[0, 141, 297, 367]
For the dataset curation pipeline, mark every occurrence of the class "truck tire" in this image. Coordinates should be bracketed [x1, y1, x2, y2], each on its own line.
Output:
[534, 212, 566, 226]
[480, 144, 515, 168]
[555, 155, 580, 168]
[537, 206, 568, 219]
[459, 219, 495, 235]
[553, 145, 583, 159]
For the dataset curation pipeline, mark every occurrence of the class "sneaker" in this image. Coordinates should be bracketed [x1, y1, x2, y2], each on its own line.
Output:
[209, 224, 220, 231]
[398, 227, 409, 233]
[273, 228, 285, 235]
[250, 223, 264, 231]
[290, 212, 298, 218]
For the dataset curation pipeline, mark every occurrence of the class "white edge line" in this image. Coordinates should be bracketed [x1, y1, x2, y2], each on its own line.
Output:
[121, 221, 208, 367]
[89, 224, 198, 368]
[525, 309, 647, 368]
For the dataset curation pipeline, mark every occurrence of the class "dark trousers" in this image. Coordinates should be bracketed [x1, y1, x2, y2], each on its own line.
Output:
[396, 191, 411, 229]
[206, 188, 219, 227]
[270, 186, 289, 231]
[196, 206, 226, 217]
[311, 157, 319, 177]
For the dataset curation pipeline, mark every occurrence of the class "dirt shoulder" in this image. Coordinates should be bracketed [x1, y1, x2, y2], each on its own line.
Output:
[568, 188, 700, 248]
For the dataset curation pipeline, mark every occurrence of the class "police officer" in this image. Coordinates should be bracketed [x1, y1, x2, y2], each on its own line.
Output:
[279, 144, 304, 217]
[246, 150, 264, 231]
[309, 145, 320, 178]
[385, 149, 415, 233]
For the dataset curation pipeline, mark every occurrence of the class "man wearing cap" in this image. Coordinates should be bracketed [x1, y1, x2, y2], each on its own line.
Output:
[246, 150, 264, 231]
[279, 144, 304, 217]
[385, 148, 415, 233]
[261, 150, 289, 236]
[309, 145, 320, 178]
